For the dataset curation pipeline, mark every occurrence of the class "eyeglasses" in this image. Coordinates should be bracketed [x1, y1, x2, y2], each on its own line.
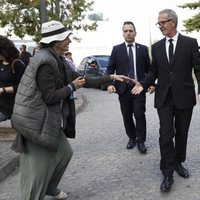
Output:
[155, 19, 173, 27]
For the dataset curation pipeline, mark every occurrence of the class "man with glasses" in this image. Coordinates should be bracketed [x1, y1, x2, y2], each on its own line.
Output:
[131, 9, 200, 192]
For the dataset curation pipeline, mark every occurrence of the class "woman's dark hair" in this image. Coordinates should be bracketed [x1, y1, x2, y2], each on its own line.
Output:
[39, 41, 57, 49]
[0, 35, 19, 63]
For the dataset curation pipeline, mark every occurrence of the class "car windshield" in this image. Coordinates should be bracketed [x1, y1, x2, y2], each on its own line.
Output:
[96, 56, 109, 68]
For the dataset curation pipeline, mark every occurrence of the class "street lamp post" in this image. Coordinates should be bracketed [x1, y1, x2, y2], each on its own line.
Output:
[41, 0, 47, 24]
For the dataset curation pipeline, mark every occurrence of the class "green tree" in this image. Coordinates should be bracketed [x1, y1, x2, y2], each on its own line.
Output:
[0, 0, 98, 42]
[88, 13, 104, 21]
[179, 0, 200, 32]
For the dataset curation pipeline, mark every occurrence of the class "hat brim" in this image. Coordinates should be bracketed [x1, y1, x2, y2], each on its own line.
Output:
[39, 30, 72, 44]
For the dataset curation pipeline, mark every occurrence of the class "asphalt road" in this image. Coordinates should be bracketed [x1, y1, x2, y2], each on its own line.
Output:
[0, 88, 200, 200]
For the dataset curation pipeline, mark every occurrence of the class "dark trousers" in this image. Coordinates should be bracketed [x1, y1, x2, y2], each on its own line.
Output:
[157, 90, 193, 176]
[119, 85, 146, 143]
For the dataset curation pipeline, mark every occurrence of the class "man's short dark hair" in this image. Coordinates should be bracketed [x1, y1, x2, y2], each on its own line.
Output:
[123, 21, 136, 32]
[21, 44, 27, 50]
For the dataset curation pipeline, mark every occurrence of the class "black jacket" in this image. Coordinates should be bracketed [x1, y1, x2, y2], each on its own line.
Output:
[141, 34, 200, 109]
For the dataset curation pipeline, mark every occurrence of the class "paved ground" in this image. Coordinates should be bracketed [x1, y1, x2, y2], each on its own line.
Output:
[0, 88, 200, 200]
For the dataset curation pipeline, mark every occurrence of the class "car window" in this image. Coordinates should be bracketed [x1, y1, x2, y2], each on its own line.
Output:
[80, 57, 88, 66]
[96, 56, 110, 68]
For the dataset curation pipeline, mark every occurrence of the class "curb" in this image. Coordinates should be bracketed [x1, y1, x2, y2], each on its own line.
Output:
[0, 154, 19, 182]
[0, 94, 87, 182]
[76, 94, 88, 115]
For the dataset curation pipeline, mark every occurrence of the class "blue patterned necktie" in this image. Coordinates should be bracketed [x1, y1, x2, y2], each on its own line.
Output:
[128, 44, 134, 78]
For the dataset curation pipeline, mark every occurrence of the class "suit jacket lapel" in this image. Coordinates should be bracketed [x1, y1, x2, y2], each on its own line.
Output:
[121, 43, 129, 66]
[160, 39, 169, 65]
[122, 42, 128, 58]
[135, 43, 139, 65]
[171, 34, 183, 66]
[119, 43, 129, 74]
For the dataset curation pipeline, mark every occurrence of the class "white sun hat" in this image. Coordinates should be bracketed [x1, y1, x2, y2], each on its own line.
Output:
[39, 20, 72, 44]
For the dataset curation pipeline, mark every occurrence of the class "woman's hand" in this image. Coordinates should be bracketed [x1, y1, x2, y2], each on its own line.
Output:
[110, 75, 131, 82]
[72, 77, 86, 89]
[107, 85, 116, 93]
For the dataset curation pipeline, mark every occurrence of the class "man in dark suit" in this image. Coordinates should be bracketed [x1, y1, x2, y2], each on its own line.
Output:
[131, 9, 200, 192]
[107, 21, 154, 154]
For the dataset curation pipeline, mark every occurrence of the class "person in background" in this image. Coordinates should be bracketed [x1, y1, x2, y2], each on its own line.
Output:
[0, 35, 26, 122]
[11, 20, 128, 200]
[19, 44, 32, 67]
[107, 21, 155, 154]
[131, 9, 200, 192]
[64, 51, 76, 71]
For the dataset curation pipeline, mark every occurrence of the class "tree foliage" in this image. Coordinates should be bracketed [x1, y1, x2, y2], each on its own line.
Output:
[179, 0, 200, 32]
[88, 13, 104, 21]
[0, 0, 98, 42]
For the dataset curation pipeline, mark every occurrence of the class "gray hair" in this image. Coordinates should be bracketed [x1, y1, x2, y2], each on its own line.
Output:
[159, 9, 178, 27]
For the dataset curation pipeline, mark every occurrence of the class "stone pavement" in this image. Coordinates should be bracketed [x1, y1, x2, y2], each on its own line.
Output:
[1, 88, 200, 200]
[0, 92, 87, 182]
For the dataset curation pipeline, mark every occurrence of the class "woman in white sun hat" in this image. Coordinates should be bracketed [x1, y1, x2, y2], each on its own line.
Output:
[11, 20, 128, 200]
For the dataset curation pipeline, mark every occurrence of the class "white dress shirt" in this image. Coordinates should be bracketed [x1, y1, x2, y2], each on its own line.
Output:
[165, 32, 179, 62]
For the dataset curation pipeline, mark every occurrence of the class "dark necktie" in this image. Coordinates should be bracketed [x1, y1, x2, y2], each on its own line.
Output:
[168, 39, 173, 64]
[128, 44, 134, 78]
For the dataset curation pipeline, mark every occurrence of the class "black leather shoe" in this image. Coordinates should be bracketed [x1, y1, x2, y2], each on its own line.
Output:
[137, 142, 147, 153]
[126, 139, 136, 149]
[160, 176, 174, 192]
[175, 162, 189, 178]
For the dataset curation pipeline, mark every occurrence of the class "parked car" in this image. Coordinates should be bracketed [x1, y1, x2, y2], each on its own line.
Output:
[77, 55, 110, 90]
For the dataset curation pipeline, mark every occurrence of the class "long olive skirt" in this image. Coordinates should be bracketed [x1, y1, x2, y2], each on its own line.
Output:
[20, 132, 73, 200]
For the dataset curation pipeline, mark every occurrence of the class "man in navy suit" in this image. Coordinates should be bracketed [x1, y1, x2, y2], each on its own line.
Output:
[107, 21, 154, 154]
[132, 9, 200, 192]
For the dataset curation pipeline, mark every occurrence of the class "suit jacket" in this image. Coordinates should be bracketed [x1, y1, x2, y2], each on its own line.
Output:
[107, 42, 151, 95]
[141, 34, 200, 109]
